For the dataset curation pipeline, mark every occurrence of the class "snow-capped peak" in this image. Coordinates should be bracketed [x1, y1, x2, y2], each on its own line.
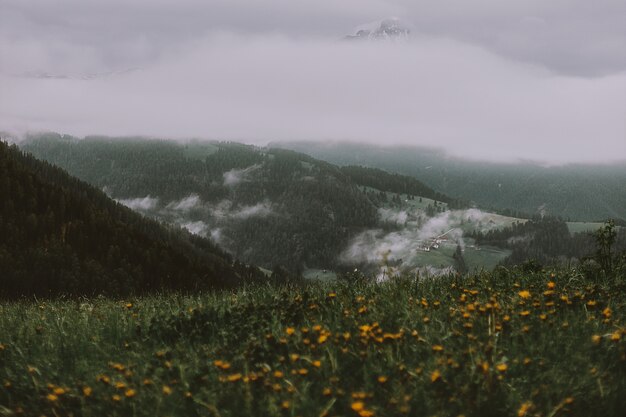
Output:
[345, 18, 410, 42]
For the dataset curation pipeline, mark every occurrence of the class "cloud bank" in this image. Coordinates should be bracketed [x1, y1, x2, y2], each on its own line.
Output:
[1, 1, 625, 163]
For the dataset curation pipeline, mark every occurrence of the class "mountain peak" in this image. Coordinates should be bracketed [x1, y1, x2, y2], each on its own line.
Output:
[345, 18, 410, 41]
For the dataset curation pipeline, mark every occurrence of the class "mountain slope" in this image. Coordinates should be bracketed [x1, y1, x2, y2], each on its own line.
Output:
[0, 141, 253, 298]
[22, 135, 394, 271]
[272, 141, 626, 222]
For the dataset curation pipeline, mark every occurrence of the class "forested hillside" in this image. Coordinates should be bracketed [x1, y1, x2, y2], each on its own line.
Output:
[274, 141, 626, 221]
[21, 134, 388, 271]
[0, 141, 260, 298]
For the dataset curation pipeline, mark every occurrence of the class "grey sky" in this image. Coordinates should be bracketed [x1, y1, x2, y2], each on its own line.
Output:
[1, 0, 625, 163]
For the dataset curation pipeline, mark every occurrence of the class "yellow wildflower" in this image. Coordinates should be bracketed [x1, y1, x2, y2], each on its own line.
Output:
[430, 369, 441, 382]
[517, 401, 532, 417]
[351, 402, 365, 412]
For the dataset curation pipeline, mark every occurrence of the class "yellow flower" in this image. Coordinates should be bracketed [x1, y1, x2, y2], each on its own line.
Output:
[351, 402, 365, 412]
[318, 334, 328, 344]
[312, 360, 322, 368]
[112, 394, 121, 402]
[323, 387, 332, 396]
[602, 307, 612, 319]
[286, 327, 295, 335]
[611, 331, 621, 342]
[592, 334, 601, 344]
[46, 394, 58, 402]
[52, 387, 66, 395]
[520, 310, 530, 317]
[359, 410, 375, 417]
[431, 345, 444, 352]
[83, 386, 93, 397]
[547, 281, 556, 289]
[479, 361, 489, 374]
[273, 370, 284, 378]
[430, 369, 441, 383]
[517, 401, 532, 417]
[162, 385, 172, 395]
[496, 363, 508, 372]
[298, 368, 308, 375]
[518, 290, 531, 299]
[377, 376, 388, 384]
[227, 373, 243, 382]
[281, 401, 290, 409]
[125, 389, 136, 398]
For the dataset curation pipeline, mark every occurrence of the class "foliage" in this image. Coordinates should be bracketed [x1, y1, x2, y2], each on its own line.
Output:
[21, 135, 381, 271]
[275, 141, 626, 222]
[0, 141, 261, 298]
[0, 267, 624, 416]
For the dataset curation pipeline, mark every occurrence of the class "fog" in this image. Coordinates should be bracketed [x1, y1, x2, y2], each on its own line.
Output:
[341, 208, 514, 270]
[1, 0, 625, 163]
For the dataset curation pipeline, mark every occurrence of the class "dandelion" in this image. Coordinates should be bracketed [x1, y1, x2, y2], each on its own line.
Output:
[592, 335, 601, 344]
[53, 387, 66, 395]
[281, 400, 290, 409]
[46, 394, 58, 402]
[611, 331, 621, 342]
[432, 345, 444, 352]
[377, 376, 388, 384]
[112, 394, 121, 402]
[602, 307, 612, 319]
[318, 334, 328, 344]
[479, 361, 489, 374]
[83, 386, 93, 397]
[286, 327, 295, 335]
[547, 281, 556, 289]
[430, 369, 441, 383]
[273, 370, 284, 378]
[518, 401, 532, 416]
[312, 360, 322, 368]
[227, 373, 243, 382]
[125, 389, 136, 398]
[162, 385, 172, 395]
[518, 290, 531, 299]
[496, 363, 508, 372]
[351, 402, 365, 412]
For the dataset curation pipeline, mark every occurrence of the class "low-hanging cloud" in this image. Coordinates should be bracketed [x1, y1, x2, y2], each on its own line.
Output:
[116, 196, 159, 211]
[223, 164, 262, 187]
[1, 32, 624, 164]
[340, 208, 514, 268]
[166, 194, 202, 212]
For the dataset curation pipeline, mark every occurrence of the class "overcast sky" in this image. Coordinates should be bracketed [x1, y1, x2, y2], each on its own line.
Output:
[1, 0, 625, 163]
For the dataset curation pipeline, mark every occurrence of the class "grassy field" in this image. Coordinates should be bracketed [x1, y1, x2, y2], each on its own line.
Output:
[1, 269, 624, 417]
[566, 222, 608, 235]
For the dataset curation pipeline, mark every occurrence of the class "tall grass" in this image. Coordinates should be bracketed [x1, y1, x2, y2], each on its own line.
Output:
[1, 268, 624, 416]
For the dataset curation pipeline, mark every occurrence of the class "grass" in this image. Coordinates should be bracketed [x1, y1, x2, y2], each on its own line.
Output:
[1, 269, 625, 417]
[566, 222, 607, 235]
